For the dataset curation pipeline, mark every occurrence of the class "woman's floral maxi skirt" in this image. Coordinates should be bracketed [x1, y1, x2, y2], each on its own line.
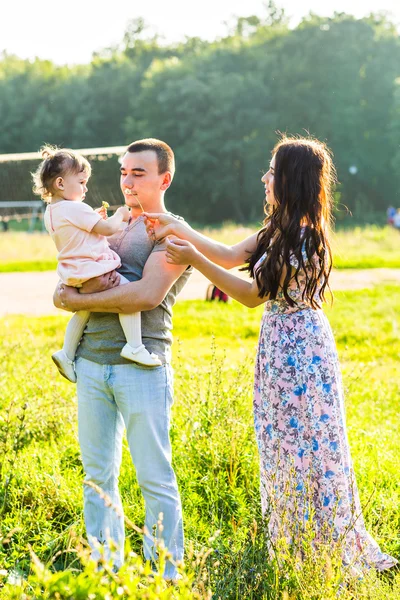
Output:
[253, 305, 396, 570]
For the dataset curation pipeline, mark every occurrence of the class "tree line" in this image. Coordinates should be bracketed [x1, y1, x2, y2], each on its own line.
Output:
[1, 4, 400, 224]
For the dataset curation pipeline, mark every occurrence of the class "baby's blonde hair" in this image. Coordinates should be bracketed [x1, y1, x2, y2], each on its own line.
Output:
[32, 145, 91, 202]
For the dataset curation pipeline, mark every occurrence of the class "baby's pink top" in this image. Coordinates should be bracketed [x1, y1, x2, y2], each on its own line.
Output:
[44, 200, 121, 286]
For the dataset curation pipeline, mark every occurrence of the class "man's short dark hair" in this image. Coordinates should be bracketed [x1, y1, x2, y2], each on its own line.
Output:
[127, 138, 175, 178]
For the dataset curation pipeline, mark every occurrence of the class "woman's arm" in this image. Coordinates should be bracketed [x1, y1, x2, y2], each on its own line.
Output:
[165, 238, 268, 308]
[144, 212, 259, 269]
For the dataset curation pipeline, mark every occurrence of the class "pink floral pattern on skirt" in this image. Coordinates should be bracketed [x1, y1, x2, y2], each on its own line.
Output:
[254, 300, 396, 570]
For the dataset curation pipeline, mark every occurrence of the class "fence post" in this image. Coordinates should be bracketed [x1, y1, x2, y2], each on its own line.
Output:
[28, 205, 39, 233]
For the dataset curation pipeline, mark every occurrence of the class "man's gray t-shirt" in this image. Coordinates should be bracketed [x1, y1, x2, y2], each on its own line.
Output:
[76, 215, 192, 365]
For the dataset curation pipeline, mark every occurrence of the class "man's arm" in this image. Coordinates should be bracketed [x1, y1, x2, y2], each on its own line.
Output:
[54, 251, 187, 313]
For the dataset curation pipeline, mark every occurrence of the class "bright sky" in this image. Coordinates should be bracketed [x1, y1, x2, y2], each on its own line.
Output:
[1, 0, 399, 65]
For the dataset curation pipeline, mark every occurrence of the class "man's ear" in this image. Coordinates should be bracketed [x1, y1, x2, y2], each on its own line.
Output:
[55, 177, 64, 190]
[160, 172, 172, 191]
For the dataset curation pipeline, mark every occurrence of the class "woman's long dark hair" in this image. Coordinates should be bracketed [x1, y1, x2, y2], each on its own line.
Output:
[244, 136, 336, 309]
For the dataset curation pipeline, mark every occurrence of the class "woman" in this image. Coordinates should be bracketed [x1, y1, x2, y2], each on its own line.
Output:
[145, 136, 396, 571]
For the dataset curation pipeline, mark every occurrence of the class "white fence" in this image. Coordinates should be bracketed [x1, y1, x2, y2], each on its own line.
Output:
[0, 201, 45, 232]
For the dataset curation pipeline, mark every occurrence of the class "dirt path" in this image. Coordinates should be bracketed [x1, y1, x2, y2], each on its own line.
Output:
[1, 268, 400, 317]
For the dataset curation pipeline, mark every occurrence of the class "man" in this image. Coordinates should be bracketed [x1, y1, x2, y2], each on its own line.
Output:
[54, 139, 191, 579]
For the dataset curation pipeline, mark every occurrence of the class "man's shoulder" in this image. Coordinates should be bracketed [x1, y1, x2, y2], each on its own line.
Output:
[167, 211, 186, 223]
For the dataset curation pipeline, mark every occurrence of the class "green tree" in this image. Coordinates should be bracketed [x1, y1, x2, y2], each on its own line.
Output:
[1, 10, 400, 223]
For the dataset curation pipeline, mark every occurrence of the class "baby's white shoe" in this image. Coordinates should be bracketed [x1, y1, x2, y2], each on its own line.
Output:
[52, 350, 77, 383]
[120, 343, 162, 367]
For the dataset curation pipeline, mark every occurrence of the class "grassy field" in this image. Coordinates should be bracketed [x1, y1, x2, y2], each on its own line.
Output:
[1, 225, 400, 272]
[0, 286, 399, 598]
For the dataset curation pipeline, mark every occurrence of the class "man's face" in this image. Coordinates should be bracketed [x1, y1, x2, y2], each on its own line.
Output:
[120, 150, 168, 210]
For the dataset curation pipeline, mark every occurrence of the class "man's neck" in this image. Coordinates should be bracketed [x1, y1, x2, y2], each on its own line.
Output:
[129, 197, 167, 220]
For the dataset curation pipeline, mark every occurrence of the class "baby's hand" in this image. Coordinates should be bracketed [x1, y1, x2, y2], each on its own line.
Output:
[95, 206, 108, 220]
[116, 206, 130, 222]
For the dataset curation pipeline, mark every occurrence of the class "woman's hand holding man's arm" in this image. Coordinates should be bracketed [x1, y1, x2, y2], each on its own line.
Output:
[164, 237, 267, 308]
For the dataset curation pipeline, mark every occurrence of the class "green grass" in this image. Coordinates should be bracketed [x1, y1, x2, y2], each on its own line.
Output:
[0, 287, 399, 598]
[331, 226, 400, 269]
[1, 225, 400, 272]
[0, 260, 57, 273]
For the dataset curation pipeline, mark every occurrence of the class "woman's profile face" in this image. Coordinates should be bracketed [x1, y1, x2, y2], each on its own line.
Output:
[261, 155, 277, 208]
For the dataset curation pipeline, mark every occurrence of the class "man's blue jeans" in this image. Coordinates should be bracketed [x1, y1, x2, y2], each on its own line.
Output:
[75, 357, 184, 578]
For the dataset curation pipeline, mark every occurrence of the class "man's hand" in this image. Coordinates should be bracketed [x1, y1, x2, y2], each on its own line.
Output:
[79, 271, 120, 294]
[54, 283, 81, 312]
[54, 271, 121, 311]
